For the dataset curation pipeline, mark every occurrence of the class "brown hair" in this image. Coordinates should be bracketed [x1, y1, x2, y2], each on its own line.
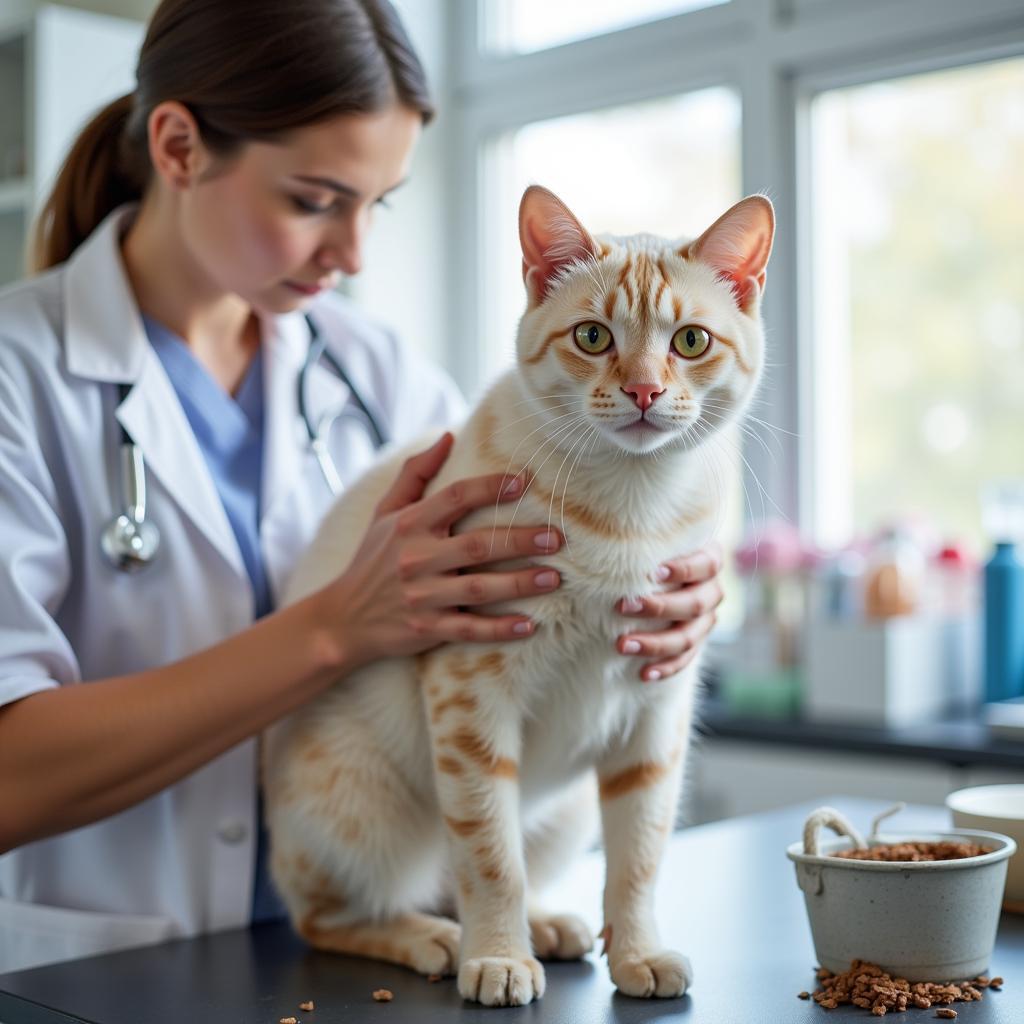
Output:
[28, 0, 434, 273]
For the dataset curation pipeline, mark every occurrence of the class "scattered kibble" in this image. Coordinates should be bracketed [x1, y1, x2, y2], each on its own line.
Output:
[833, 841, 992, 862]
[372, 989, 394, 1002]
[280, 1018, 297, 1024]
[427, 974, 442, 983]
[804, 959, 1004, 1014]
[798, 991, 810, 999]
[299, 1001, 315, 1012]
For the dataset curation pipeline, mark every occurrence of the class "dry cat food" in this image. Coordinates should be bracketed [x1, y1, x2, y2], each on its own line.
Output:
[804, 959, 1004, 1014]
[372, 988, 394, 1002]
[299, 1002, 315, 1012]
[832, 841, 992, 862]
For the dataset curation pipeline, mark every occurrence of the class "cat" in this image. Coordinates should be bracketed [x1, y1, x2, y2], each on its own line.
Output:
[261, 184, 774, 1006]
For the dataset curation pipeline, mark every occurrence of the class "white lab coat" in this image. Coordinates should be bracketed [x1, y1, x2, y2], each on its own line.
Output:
[0, 203, 467, 974]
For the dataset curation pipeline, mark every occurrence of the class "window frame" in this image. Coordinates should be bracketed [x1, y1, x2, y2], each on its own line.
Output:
[447, 0, 1024, 536]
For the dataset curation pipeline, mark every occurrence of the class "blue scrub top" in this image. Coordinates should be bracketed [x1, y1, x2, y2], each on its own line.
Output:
[144, 315, 287, 923]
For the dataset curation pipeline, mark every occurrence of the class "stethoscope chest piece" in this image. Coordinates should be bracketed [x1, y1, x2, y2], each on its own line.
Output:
[101, 511, 161, 572]
[101, 434, 161, 571]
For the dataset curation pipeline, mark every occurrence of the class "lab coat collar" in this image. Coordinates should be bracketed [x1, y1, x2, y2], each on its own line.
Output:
[62, 203, 327, 592]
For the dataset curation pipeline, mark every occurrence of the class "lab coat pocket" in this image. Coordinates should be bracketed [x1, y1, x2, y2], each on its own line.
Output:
[0, 896, 177, 974]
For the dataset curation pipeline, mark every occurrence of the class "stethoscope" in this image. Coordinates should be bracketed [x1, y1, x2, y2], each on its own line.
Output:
[100, 313, 389, 572]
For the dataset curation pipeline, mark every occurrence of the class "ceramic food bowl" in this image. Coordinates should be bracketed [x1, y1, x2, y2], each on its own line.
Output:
[787, 805, 1016, 981]
[947, 784, 1024, 912]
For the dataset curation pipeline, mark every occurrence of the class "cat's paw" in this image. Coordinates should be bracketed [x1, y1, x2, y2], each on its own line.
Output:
[405, 916, 462, 976]
[529, 912, 594, 960]
[610, 950, 692, 998]
[458, 955, 546, 1006]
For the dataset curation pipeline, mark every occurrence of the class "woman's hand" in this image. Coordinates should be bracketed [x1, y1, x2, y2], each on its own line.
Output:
[614, 542, 724, 682]
[321, 432, 563, 671]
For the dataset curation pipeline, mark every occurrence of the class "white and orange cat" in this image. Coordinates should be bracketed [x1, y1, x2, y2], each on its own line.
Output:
[262, 185, 774, 1006]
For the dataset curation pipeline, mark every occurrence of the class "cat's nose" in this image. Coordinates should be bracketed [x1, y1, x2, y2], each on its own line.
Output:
[621, 383, 665, 411]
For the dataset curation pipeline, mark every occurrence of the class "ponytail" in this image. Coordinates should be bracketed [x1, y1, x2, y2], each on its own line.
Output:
[28, 93, 147, 273]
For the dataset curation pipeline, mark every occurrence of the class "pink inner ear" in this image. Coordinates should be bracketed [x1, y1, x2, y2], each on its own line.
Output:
[692, 198, 774, 311]
[520, 189, 597, 302]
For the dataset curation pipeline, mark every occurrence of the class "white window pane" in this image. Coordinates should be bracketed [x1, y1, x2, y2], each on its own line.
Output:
[485, 0, 729, 54]
[810, 58, 1024, 554]
[480, 89, 749, 625]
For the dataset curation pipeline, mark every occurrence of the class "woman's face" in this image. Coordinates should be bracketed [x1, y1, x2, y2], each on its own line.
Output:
[183, 105, 422, 315]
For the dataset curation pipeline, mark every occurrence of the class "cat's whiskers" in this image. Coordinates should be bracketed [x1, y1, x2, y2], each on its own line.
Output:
[488, 409, 589, 554]
[545, 419, 597, 543]
[496, 413, 590, 549]
[498, 418, 588, 549]
[559, 425, 602, 557]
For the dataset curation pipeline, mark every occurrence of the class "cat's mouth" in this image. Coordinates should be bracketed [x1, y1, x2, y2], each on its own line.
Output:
[617, 417, 668, 434]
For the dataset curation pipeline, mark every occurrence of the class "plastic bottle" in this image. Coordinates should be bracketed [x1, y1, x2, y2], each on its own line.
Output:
[863, 526, 924, 619]
[981, 482, 1024, 703]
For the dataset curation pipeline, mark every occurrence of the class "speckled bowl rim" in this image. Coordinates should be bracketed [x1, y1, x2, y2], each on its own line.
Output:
[786, 829, 1017, 871]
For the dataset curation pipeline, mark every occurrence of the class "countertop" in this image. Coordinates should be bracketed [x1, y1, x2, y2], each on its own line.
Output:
[1, 796, 1021, 1023]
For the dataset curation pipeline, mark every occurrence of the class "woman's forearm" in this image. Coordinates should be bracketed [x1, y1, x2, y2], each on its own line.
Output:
[0, 590, 347, 853]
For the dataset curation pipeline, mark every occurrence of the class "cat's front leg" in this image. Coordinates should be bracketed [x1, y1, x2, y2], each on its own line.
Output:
[597, 684, 696, 999]
[422, 651, 543, 1007]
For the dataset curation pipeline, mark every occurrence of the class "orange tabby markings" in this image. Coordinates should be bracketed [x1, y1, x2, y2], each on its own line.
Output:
[475, 651, 506, 674]
[450, 727, 518, 779]
[616, 256, 634, 311]
[444, 815, 485, 837]
[603, 290, 616, 320]
[557, 347, 597, 382]
[524, 326, 571, 365]
[429, 690, 478, 724]
[710, 333, 752, 374]
[436, 755, 464, 776]
[599, 760, 671, 801]
[685, 350, 728, 387]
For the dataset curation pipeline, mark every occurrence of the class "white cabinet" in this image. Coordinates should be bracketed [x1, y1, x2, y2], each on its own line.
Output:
[0, 3, 142, 284]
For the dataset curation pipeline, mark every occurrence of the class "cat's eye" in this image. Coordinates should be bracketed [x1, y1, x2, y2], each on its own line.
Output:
[574, 322, 613, 354]
[671, 326, 712, 359]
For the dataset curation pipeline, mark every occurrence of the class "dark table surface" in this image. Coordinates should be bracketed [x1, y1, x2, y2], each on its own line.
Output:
[1, 796, 1021, 1023]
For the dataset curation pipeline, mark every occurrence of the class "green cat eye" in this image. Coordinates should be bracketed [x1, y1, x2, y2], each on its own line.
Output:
[573, 322, 613, 354]
[671, 325, 712, 359]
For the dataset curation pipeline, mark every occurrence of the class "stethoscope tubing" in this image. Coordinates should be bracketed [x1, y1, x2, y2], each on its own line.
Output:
[102, 313, 388, 570]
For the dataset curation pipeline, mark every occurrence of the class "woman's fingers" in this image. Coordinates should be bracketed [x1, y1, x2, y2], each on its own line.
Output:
[403, 566, 560, 611]
[431, 610, 538, 644]
[407, 470, 528, 535]
[401, 525, 561, 578]
[375, 431, 454, 516]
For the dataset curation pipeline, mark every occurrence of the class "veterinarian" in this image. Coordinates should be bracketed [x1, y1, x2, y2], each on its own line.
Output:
[0, 0, 723, 975]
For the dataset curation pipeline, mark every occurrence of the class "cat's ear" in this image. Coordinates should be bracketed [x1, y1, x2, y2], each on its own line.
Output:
[519, 185, 599, 305]
[685, 195, 775, 313]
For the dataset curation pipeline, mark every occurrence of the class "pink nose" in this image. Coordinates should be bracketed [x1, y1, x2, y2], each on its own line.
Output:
[621, 383, 665, 412]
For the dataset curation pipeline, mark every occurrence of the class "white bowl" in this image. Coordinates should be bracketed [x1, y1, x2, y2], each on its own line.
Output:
[788, 829, 1015, 980]
[947, 784, 1024, 910]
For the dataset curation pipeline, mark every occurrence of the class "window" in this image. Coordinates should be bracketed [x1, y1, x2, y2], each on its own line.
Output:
[483, 0, 729, 55]
[808, 57, 1024, 552]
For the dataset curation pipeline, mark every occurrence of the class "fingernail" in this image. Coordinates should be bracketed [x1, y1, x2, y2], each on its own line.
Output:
[512, 620, 533, 634]
[621, 597, 643, 613]
[645, 670, 662, 682]
[502, 475, 522, 496]
[534, 531, 559, 551]
[656, 564, 672, 581]
[535, 570, 559, 588]
[623, 639, 641, 654]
